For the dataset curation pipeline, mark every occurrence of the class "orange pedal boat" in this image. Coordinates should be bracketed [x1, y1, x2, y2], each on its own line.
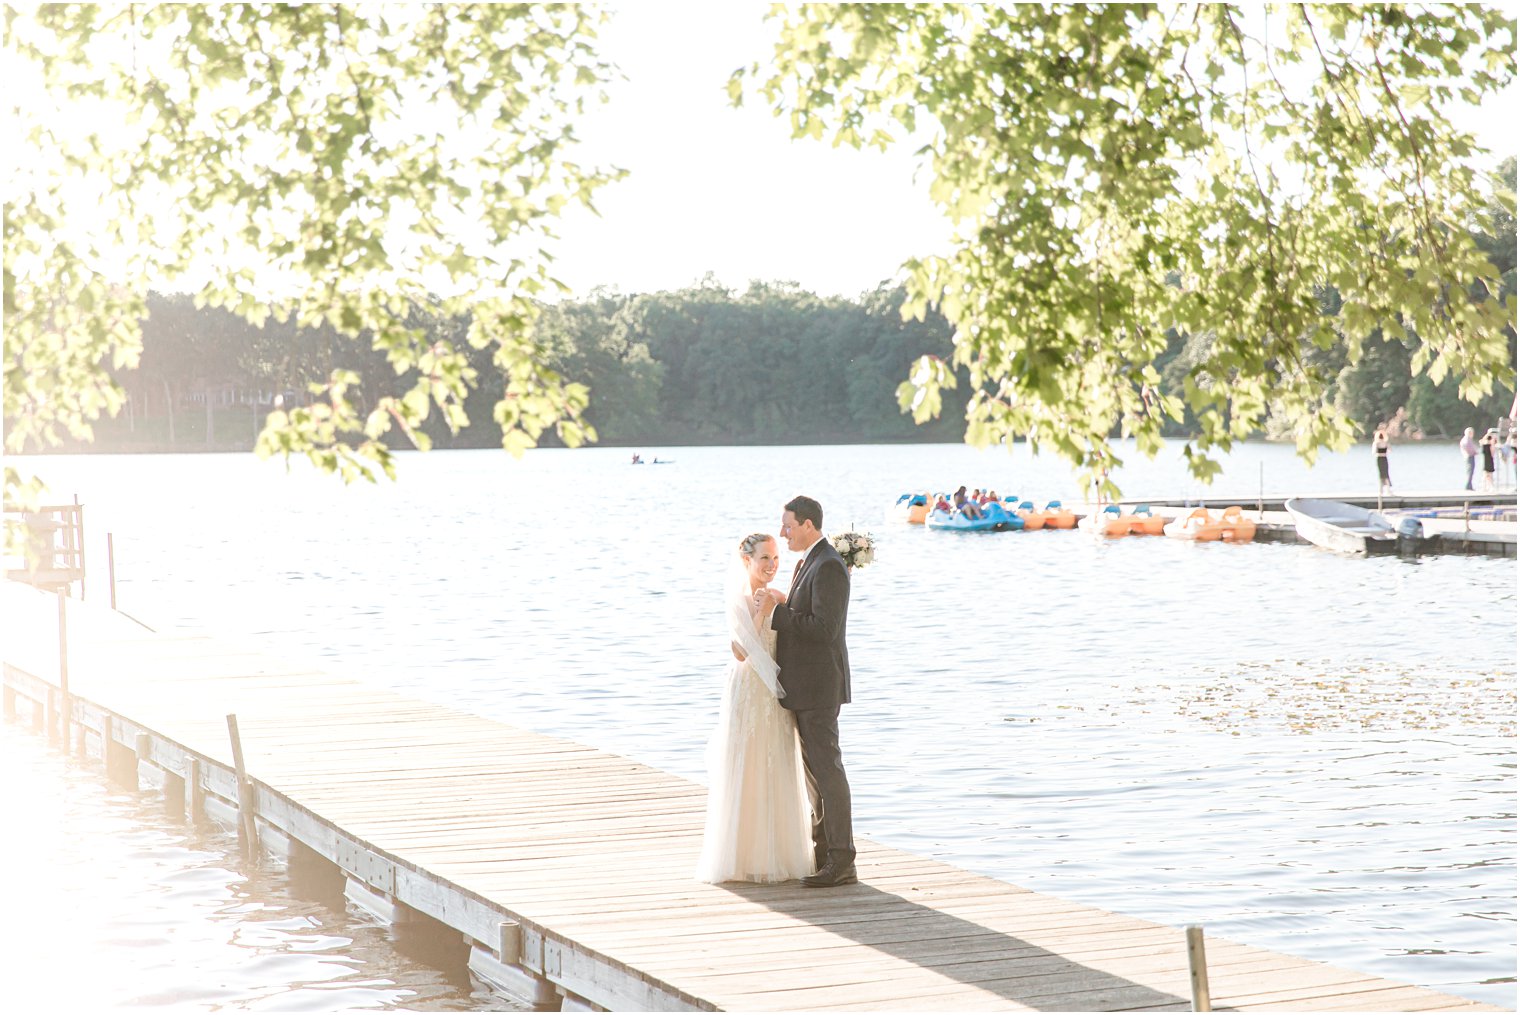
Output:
[1163, 505, 1257, 542]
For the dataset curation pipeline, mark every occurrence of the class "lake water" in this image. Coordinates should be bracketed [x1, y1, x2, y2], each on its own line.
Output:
[5, 440, 1516, 1008]
[0, 727, 511, 1011]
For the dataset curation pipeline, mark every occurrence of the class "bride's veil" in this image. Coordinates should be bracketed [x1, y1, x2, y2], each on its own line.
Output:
[726, 549, 784, 699]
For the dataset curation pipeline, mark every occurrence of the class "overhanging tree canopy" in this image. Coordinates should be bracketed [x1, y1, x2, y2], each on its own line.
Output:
[5, 3, 618, 504]
[6, 3, 1516, 516]
[739, 3, 1517, 491]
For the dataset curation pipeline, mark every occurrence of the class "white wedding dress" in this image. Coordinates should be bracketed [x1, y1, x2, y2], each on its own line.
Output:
[694, 569, 814, 884]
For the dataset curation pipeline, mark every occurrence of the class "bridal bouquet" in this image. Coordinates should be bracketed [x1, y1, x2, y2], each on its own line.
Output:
[831, 530, 875, 570]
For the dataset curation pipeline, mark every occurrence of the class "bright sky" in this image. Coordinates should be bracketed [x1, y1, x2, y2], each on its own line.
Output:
[547, 2, 953, 301]
[547, 2, 1519, 303]
[11, 4, 1515, 304]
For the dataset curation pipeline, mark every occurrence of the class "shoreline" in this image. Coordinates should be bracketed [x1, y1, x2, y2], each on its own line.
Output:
[7, 433, 1499, 457]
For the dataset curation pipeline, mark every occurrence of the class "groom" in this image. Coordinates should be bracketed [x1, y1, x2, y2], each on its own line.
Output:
[757, 494, 857, 888]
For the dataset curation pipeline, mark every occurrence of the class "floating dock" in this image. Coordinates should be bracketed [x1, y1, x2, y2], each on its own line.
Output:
[2, 581, 1502, 1011]
[1102, 493, 1518, 557]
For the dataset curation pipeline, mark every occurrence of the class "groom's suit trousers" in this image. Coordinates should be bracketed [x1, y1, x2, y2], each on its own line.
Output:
[794, 705, 855, 866]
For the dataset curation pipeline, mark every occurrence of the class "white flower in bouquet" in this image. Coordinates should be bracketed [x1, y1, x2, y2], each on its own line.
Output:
[830, 531, 875, 569]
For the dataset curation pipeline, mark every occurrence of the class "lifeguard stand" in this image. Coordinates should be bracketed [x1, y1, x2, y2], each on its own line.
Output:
[4, 502, 86, 595]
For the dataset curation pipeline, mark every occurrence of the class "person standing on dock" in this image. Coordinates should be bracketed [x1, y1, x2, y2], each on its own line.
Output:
[1373, 424, 1393, 494]
[1460, 427, 1479, 490]
[1499, 418, 1516, 489]
[694, 534, 814, 885]
[758, 495, 857, 888]
[1479, 428, 1498, 491]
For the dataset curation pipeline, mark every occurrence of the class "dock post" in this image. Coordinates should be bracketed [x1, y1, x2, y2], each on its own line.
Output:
[499, 921, 523, 967]
[225, 714, 260, 856]
[134, 731, 153, 791]
[74, 494, 86, 600]
[107, 532, 117, 610]
[468, 925, 558, 1009]
[1187, 925, 1212, 1012]
[103, 714, 134, 785]
[56, 588, 71, 750]
[187, 757, 205, 824]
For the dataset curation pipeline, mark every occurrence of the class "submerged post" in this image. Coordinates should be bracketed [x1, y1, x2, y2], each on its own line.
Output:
[225, 713, 260, 855]
[1186, 925, 1212, 1012]
[56, 587, 70, 749]
[187, 756, 205, 824]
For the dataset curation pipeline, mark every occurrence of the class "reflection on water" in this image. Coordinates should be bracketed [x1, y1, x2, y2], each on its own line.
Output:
[12, 442, 1519, 1008]
[0, 725, 511, 1012]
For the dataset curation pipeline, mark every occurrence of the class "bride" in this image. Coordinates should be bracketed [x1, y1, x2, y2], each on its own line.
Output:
[694, 533, 814, 883]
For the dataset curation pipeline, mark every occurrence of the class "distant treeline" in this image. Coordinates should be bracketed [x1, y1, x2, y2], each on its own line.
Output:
[68, 277, 1518, 453]
[86, 280, 981, 451]
[40, 157, 1520, 452]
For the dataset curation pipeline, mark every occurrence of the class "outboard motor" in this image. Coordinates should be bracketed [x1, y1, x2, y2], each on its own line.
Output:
[1396, 515, 1424, 552]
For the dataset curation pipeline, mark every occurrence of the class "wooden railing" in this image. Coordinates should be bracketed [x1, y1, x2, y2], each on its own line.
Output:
[4, 502, 86, 594]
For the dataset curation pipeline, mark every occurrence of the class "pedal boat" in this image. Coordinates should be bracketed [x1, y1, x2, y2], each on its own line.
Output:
[888, 493, 931, 524]
[926, 500, 1025, 532]
[1041, 500, 1078, 529]
[1125, 504, 1166, 536]
[1080, 504, 1133, 537]
[1013, 500, 1047, 531]
[1163, 505, 1257, 542]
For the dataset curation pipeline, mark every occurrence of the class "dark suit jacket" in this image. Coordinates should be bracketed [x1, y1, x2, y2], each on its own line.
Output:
[770, 538, 851, 710]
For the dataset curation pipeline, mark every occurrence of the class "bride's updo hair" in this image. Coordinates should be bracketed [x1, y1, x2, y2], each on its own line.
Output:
[739, 532, 773, 558]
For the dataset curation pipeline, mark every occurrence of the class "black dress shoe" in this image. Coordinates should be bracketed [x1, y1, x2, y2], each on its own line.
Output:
[801, 861, 858, 888]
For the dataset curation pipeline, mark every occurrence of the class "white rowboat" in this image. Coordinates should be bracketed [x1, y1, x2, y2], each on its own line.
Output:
[1284, 497, 1422, 556]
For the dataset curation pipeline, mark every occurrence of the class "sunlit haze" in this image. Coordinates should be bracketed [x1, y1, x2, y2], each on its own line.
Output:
[549, 2, 953, 300]
[548, 2, 1518, 301]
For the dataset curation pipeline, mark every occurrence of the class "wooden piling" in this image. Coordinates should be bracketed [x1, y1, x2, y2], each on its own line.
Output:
[225, 713, 259, 854]
[73, 494, 85, 600]
[186, 756, 204, 824]
[107, 532, 117, 610]
[135, 732, 152, 789]
[56, 588, 70, 750]
[1188, 925, 1213, 1012]
[103, 714, 135, 786]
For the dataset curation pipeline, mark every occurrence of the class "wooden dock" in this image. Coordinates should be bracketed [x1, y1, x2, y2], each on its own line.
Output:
[1102, 494, 1517, 557]
[2, 581, 1501, 1012]
[1113, 491, 1517, 514]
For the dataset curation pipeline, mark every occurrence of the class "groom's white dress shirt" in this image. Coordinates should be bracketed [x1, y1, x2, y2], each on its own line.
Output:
[792, 535, 828, 590]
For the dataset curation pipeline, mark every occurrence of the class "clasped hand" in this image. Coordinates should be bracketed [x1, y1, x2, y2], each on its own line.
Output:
[752, 587, 785, 617]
